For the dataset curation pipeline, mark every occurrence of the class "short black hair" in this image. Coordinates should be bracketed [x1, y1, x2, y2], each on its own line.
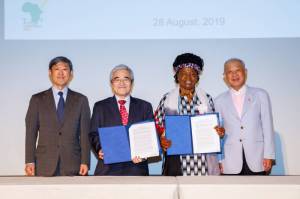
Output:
[173, 53, 203, 83]
[49, 56, 73, 71]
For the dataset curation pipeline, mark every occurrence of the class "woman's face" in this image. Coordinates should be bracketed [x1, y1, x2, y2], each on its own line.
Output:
[177, 67, 199, 91]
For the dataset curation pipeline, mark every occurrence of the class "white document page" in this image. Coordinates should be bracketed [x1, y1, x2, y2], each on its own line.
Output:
[190, 114, 220, 153]
[129, 121, 160, 159]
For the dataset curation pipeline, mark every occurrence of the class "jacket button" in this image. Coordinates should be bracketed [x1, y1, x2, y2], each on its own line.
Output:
[239, 139, 242, 142]
[241, 126, 244, 130]
[59, 132, 62, 135]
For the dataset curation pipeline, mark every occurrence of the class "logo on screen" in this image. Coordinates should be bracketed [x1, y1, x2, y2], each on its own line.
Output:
[22, 0, 48, 30]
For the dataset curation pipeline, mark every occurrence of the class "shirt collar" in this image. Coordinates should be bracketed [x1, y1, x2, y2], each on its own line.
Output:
[230, 85, 247, 96]
[52, 86, 68, 97]
[115, 95, 130, 104]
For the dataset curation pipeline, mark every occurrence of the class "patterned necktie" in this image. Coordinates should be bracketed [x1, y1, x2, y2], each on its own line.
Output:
[118, 100, 128, 125]
[57, 91, 64, 123]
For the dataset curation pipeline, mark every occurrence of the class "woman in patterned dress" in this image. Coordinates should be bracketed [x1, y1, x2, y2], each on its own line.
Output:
[154, 53, 225, 176]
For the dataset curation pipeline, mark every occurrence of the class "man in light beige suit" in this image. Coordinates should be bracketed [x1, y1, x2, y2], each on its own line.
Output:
[215, 58, 275, 175]
[25, 56, 90, 176]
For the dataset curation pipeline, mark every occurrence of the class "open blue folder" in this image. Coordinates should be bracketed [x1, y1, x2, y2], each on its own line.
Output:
[98, 125, 132, 164]
[98, 121, 161, 164]
[165, 113, 220, 156]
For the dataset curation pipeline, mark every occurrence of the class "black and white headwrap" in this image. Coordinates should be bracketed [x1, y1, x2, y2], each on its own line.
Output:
[174, 63, 202, 74]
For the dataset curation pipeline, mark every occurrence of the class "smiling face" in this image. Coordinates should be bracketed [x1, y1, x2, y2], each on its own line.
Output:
[49, 61, 73, 90]
[111, 69, 133, 99]
[224, 60, 247, 91]
[177, 67, 199, 91]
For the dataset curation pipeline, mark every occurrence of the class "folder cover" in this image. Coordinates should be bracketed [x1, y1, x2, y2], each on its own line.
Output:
[98, 126, 131, 164]
[165, 115, 193, 155]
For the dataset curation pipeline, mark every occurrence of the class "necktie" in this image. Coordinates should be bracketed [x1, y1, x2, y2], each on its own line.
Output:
[57, 91, 64, 123]
[118, 100, 128, 125]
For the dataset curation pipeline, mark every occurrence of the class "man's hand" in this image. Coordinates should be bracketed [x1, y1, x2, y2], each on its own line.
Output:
[214, 126, 225, 138]
[263, 159, 273, 172]
[25, 163, 35, 176]
[98, 149, 104, 160]
[79, 164, 89, 176]
[219, 163, 224, 174]
[160, 136, 171, 151]
[132, 156, 143, 164]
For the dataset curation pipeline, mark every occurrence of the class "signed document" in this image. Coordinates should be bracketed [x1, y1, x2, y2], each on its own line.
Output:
[190, 114, 220, 153]
[129, 122, 160, 159]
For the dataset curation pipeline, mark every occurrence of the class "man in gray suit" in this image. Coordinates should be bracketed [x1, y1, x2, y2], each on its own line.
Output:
[215, 58, 275, 175]
[25, 56, 90, 176]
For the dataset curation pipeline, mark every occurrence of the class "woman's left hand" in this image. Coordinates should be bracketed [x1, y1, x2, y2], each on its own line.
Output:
[214, 126, 225, 138]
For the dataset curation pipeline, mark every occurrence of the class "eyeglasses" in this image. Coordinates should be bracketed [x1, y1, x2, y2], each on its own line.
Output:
[112, 78, 131, 84]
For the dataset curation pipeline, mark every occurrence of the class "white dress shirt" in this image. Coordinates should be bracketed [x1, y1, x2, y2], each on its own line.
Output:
[52, 86, 68, 109]
[230, 85, 246, 118]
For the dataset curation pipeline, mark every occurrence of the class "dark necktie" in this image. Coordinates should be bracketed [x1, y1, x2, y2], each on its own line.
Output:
[118, 100, 128, 125]
[57, 91, 64, 123]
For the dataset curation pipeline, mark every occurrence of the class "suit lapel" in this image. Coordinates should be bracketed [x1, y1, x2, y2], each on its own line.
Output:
[44, 88, 60, 127]
[225, 91, 240, 120]
[128, 96, 136, 124]
[62, 89, 77, 126]
[110, 96, 123, 125]
[241, 87, 253, 119]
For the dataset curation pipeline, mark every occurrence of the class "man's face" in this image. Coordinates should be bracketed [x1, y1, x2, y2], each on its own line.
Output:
[49, 62, 72, 89]
[224, 60, 247, 91]
[177, 67, 198, 91]
[111, 69, 132, 98]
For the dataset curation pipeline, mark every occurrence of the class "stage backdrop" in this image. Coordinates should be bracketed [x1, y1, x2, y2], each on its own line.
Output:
[0, 0, 299, 175]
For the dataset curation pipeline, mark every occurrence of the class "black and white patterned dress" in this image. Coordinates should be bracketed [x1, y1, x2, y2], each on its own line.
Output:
[155, 92, 215, 176]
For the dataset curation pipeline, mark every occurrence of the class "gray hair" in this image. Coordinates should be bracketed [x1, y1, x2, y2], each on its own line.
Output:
[224, 58, 246, 71]
[109, 64, 134, 83]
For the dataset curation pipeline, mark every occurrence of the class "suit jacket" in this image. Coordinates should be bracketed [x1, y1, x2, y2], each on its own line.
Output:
[25, 88, 91, 176]
[89, 96, 153, 176]
[214, 86, 275, 174]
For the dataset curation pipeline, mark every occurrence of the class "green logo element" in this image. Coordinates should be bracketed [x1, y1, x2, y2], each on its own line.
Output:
[22, 2, 43, 25]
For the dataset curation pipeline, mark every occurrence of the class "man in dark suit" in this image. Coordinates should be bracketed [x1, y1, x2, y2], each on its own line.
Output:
[89, 64, 153, 176]
[25, 56, 91, 176]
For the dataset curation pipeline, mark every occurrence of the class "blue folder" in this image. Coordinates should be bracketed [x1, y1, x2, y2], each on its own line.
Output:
[165, 115, 193, 155]
[165, 113, 220, 155]
[98, 126, 131, 164]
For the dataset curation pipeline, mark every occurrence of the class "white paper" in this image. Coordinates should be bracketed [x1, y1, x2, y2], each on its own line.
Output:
[128, 121, 160, 159]
[190, 114, 220, 153]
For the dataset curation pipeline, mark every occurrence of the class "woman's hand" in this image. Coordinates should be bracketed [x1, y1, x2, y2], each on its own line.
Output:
[214, 126, 225, 138]
[160, 136, 172, 151]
